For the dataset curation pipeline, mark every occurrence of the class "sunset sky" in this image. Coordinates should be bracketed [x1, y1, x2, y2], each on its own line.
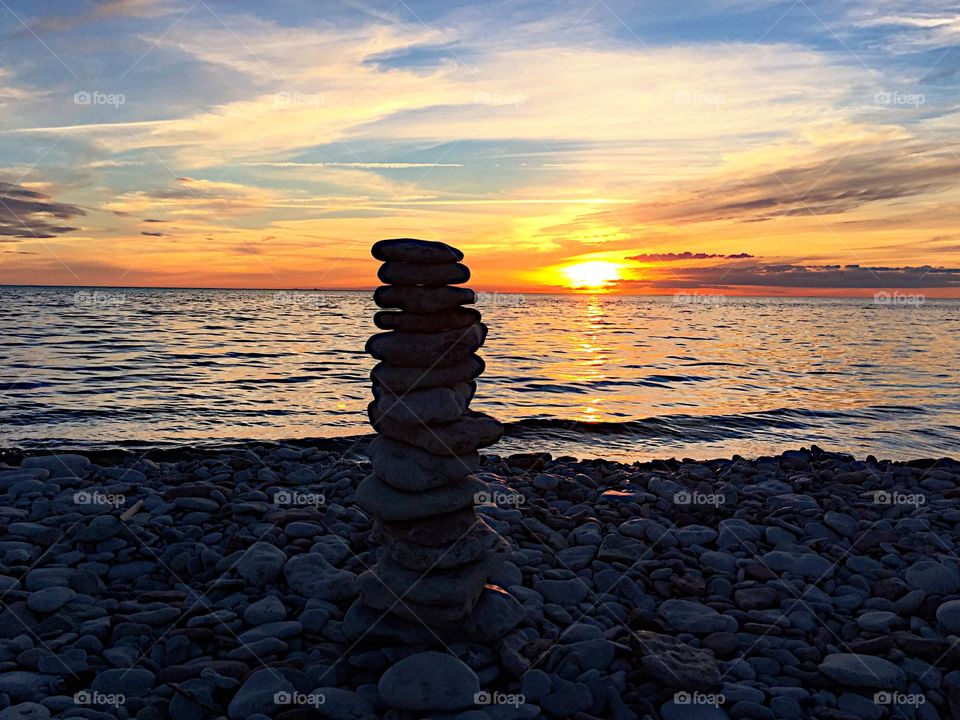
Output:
[0, 0, 958, 294]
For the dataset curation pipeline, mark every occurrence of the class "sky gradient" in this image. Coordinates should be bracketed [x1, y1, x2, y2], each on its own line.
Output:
[1, 0, 958, 294]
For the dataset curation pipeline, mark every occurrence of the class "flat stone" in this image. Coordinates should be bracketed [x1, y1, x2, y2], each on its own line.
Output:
[284, 554, 357, 602]
[375, 307, 480, 332]
[761, 550, 835, 579]
[377, 651, 479, 711]
[857, 610, 902, 633]
[936, 599, 960, 634]
[369, 382, 474, 426]
[377, 518, 504, 571]
[457, 585, 525, 642]
[26, 587, 76, 614]
[535, 579, 590, 605]
[237, 620, 302, 644]
[904, 560, 960, 595]
[380, 508, 480, 547]
[309, 687, 375, 719]
[359, 549, 506, 610]
[227, 668, 295, 720]
[21, 454, 91, 478]
[236, 542, 286, 585]
[660, 700, 728, 719]
[819, 653, 906, 688]
[371, 354, 485, 394]
[368, 435, 479, 492]
[366, 324, 486, 367]
[0, 702, 50, 720]
[374, 285, 475, 313]
[356, 473, 486, 521]
[372, 238, 464, 264]
[375, 411, 502, 456]
[660, 599, 738, 634]
[378, 261, 470, 286]
[244, 596, 286, 625]
[91, 668, 156, 696]
[631, 631, 722, 691]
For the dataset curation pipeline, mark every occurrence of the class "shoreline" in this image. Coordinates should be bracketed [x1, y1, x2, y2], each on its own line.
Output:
[1, 443, 959, 718]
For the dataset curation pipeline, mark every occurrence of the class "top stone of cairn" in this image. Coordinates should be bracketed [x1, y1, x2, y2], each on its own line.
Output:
[372, 238, 464, 265]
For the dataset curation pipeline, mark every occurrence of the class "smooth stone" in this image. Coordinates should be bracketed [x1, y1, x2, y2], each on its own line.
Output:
[366, 324, 486, 367]
[372, 238, 464, 264]
[660, 599, 738, 634]
[359, 549, 506, 610]
[22, 454, 90, 478]
[236, 542, 286, 585]
[371, 354, 485, 394]
[936, 599, 960, 634]
[26, 587, 75, 614]
[374, 307, 480, 333]
[377, 519, 503, 571]
[904, 560, 960, 594]
[660, 701, 728, 720]
[761, 550, 834, 579]
[91, 668, 156, 696]
[369, 381, 474, 425]
[0, 703, 50, 720]
[284, 554, 356, 602]
[458, 585, 525, 641]
[534, 579, 590, 605]
[237, 621, 302, 644]
[378, 261, 470, 286]
[374, 285, 475, 313]
[356, 473, 486, 521]
[0, 672, 59, 702]
[227, 668, 295, 720]
[857, 610, 902, 633]
[377, 651, 479, 711]
[375, 410, 502, 456]
[244, 597, 286, 625]
[310, 687, 375, 719]
[380, 508, 480, 547]
[819, 653, 906, 688]
[367, 435, 479, 492]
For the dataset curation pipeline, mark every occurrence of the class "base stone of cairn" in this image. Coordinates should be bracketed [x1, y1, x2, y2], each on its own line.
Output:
[347, 238, 522, 643]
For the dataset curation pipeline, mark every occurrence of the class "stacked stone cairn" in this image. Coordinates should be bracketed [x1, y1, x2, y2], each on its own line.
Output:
[355, 238, 511, 628]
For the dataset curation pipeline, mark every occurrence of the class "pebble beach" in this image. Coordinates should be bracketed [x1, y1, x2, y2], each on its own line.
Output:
[2, 442, 959, 720]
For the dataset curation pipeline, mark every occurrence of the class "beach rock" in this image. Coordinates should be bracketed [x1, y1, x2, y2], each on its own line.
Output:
[0, 703, 50, 720]
[369, 382, 474, 425]
[374, 410, 502, 455]
[380, 508, 480, 547]
[372, 238, 464, 264]
[22, 454, 90, 478]
[378, 260, 470, 286]
[366, 324, 486, 367]
[375, 306, 480, 332]
[378, 519, 504, 571]
[660, 701, 728, 720]
[371, 354, 485, 394]
[631, 631, 722, 691]
[310, 687, 375, 719]
[819, 653, 906, 688]
[904, 560, 960, 594]
[377, 651, 479, 711]
[761, 550, 834, 579]
[227, 668, 294, 720]
[374, 285, 475, 313]
[236, 542, 286, 584]
[367, 435, 479, 491]
[936, 599, 960, 634]
[26, 587, 75, 613]
[284, 554, 356, 602]
[244, 596, 286, 625]
[660, 599, 738, 634]
[356, 473, 485, 521]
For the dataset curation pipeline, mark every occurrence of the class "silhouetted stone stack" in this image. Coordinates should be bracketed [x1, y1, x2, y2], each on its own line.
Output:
[356, 238, 509, 626]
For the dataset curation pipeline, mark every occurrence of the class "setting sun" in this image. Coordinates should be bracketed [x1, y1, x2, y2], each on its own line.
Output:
[561, 261, 623, 291]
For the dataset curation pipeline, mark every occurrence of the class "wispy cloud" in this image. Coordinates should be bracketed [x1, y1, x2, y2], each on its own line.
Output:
[0, 180, 85, 238]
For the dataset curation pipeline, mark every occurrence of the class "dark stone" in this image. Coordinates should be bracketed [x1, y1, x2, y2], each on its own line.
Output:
[356, 473, 485, 521]
[377, 520, 505, 571]
[374, 285, 475, 313]
[380, 508, 481, 547]
[371, 238, 464, 264]
[374, 410, 502, 455]
[368, 435, 479, 492]
[374, 307, 481, 332]
[371, 354, 485, 394]
[369, 382, 474, 426]
[377, 261, 470, 286]
[630, 631, 722, 691]
[365, 324, 486, 367]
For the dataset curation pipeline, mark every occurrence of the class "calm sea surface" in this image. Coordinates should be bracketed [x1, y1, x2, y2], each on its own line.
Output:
[3, 287, 958, 461]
